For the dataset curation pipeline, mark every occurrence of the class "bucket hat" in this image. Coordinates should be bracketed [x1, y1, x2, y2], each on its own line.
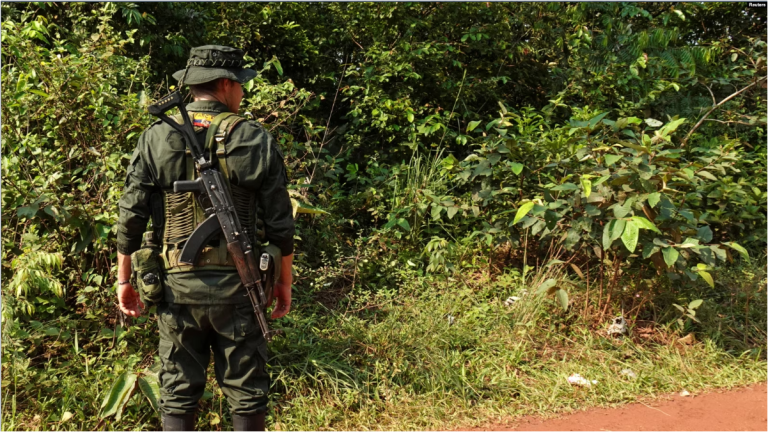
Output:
[172, 45, 257, 86]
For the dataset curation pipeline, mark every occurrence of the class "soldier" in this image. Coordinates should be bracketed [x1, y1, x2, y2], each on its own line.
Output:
[115, 45, 295, 431]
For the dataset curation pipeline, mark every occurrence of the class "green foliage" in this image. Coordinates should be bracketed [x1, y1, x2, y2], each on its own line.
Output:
[1, 2, 766, 430]
[100, 372, 138, 421]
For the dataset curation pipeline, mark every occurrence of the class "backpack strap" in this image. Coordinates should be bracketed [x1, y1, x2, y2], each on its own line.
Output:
[204, 112, 246, 265]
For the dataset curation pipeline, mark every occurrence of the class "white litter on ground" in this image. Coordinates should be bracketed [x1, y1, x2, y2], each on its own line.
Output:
[607, 316, 629, 336]
[620, 369, 638, 379]
[567, 373, 597, 387]
[503, 296, 521, 306]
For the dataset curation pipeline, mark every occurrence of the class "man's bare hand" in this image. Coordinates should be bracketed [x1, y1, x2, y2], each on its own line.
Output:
[270, 281, 291, 319]
[118, 283, 144, 317]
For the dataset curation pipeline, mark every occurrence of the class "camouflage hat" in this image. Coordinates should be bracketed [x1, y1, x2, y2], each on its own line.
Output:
[172, 45, 257, 86]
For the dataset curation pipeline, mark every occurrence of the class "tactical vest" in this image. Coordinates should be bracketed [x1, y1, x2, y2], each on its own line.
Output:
[156, 112, 266, 274]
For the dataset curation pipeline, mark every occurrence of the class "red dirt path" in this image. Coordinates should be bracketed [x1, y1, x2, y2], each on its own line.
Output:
[468, 383, 767, 431]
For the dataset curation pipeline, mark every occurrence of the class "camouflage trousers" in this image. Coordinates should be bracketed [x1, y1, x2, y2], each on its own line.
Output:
[157, 302, 270, 415]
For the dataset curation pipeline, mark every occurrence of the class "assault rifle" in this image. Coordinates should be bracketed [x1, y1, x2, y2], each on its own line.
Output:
[148, 91, 279, 341]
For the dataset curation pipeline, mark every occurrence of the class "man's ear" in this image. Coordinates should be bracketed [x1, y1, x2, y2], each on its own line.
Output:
[221, 78, 235, 92]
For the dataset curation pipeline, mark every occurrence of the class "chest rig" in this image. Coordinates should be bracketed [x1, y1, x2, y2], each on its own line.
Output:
[158, 112, 265, 273]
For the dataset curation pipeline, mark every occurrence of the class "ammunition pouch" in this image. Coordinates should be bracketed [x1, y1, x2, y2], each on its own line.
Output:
[130, 242, 164, 309]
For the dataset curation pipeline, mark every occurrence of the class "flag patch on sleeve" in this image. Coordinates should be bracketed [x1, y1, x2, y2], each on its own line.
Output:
[192, 113, 215, 128]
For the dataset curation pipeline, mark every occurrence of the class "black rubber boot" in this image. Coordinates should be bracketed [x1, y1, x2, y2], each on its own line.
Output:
[162, 413, 196, 431]
[232, 412, 266, 431]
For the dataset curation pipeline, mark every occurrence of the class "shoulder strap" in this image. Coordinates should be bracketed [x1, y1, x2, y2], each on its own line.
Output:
[204, 112, 246, 264]
[205, 113, 246, 182]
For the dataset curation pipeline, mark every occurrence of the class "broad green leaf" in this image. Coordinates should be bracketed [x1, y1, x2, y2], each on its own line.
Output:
[698, 270, 714, 288]
[710, 245, 728, 261]
[647, 192, 661, 208]
[696, 226, 713, 243]
[17, 204, 39, 218]
[556, 289, 569, 311]
[511, 162, 524, 175]
[100, 372, 138, 421]
[406, 112, 414, 122]
[631, 216, 661, 233]
[723, 242, 749, 259]
[659, 118, 686, 136]
[580, 178, 592, 198]
[680, 237, 700, 248]
[662, 247, 679, 266]
[697, 170, 718, 181]
[397, 218, 411, 231]
[621, 220, 639, 252]
[688, 299, 703, 309]
[138, 376, 161, 412]
[431, 205, 443, 220]
[536, 278, 557, 294]
[604, 154, 623, 166]
[513, 202, 535, 225]
[446, 206, 459, 220]
[613, 200, 633, 218]
[603, 219, 626, 249]
[467, 120, 481, 132]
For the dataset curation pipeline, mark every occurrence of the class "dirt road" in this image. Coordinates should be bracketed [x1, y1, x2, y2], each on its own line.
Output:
[472, 383, 767, 431]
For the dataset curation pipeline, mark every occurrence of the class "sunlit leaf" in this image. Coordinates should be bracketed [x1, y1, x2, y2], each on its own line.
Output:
[467, 120, 482, 132]
[511, 162, 524, 175]
[631, 216, 661, 233]
[621, 220, 639, 252]
[698, 270, 714, 288]
[647, 192, 661, 208]
[513, 202, 535, 225]
[556, 289, 569, 311]
[723, 242, 749, 259]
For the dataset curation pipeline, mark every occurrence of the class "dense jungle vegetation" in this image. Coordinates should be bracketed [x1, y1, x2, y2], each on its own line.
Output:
[1, 2, 766, 430]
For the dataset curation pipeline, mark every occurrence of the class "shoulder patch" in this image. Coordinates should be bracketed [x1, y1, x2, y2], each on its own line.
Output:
[192, 113, 216, 128]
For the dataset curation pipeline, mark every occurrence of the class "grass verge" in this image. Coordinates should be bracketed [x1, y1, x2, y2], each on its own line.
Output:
[2, 259, 766, 430]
